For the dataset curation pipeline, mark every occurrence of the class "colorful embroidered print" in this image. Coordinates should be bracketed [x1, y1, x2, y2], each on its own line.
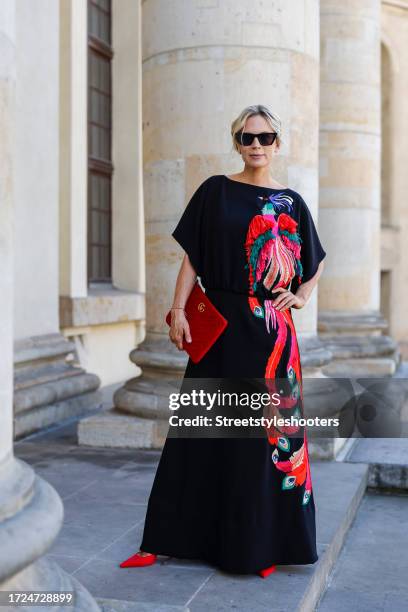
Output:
[244, 191, 302, 298]
[243, 191, 312, 506]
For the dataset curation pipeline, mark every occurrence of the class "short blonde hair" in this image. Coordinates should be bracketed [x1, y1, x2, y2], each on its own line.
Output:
[231, 104, 283, 153]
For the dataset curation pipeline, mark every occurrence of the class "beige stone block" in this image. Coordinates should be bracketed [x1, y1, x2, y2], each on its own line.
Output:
[143, 46, 307, 160]
[323, 157, 378, 189]
[60, 290, 144, 328]
[76, 322, 140, 387]
[399, 342, 408, 362]
[319, 186, 378, 209]
[319, 277, 374, 311]
[287, 166, 318, 207]
[142, 0, 319, 59]
[318, 205, 380, 310]
[78, 410, 168, 449]
[321, 0, 379, 17]
[319, 156, 329, 181]
[322, 357, 396, 377]
[242, 22, 283, 48]
[147, 227, 182, 262]
[323, 216, 380, 270]
[323, 130, 381, 157]
[146, 232, 179, 333]
[144, 159, 185, 222]
[320, 85, 380, 130]
[185, 154, 223, 189]
[381, 225, 401, 270]
[320, 14, 367, 40]
[321, 33, 380, 84]
[292, 294, 319, 336]
[143, 57, 227, 161]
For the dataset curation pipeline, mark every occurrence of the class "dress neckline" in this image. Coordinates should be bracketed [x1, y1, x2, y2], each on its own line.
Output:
[223, 174, 289, 191]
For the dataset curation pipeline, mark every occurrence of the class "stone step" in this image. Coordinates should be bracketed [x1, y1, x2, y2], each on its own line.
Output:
[14, 361, 85, 391]
[14, 333, 77, 365]
[344, 437, 408, 491]
[14, 372, 101, 414]
[97, 599, 189, 612]
[14, 389, 103, 439]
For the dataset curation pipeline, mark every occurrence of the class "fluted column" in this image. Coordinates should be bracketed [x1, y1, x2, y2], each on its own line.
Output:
[0, 3, 99, 607]
[318, 0, 399, 376]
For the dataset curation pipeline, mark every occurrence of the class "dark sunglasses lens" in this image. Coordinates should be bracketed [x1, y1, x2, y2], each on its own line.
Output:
[259, 133, 277, 146]
[235, 132, 277, 146]
[235, 132, 251, 146]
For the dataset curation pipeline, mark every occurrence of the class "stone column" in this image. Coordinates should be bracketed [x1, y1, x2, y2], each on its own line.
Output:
[381, 5, 408, 359]
[0, 3, 99, 607]
[78, 0, 337, 455]
[12, 0, 101, 439]
[318, 0, 399, 377]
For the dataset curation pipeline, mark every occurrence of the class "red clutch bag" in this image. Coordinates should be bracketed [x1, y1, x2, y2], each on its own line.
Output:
[165, 282, 228, 363]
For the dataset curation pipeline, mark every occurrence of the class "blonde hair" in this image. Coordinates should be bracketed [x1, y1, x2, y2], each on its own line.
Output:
[230, 104, 283, 153]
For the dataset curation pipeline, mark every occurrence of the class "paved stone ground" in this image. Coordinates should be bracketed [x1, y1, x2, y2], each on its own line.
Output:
[13, 414, 408, 611]
[316, 490, 408, 611]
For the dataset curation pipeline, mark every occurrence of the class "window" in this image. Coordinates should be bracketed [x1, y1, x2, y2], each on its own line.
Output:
[87, 0, 113, 282]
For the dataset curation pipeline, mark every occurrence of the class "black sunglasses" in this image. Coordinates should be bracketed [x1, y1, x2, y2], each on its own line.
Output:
[235, 131, 278, 147]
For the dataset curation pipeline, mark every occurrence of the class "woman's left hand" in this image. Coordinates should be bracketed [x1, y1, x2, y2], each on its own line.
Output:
[271, 287, 306, 311]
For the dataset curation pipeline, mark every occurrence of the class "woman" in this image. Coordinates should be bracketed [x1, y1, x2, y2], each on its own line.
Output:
[120, 104, 326, 577]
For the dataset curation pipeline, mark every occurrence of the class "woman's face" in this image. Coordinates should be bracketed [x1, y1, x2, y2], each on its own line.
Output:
[237, 114, 279, 169]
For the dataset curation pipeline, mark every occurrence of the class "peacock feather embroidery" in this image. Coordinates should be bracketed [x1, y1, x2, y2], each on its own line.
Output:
[243, 190, 312, 506]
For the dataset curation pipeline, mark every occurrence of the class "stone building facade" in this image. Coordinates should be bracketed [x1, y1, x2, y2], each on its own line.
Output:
[1, 0, 407, 600]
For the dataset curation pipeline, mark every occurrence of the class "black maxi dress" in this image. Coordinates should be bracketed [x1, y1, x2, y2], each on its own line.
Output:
[140, 174, 326, 574]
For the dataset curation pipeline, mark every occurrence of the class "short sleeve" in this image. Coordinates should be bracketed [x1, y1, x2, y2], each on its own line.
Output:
[292, 195, 326, 292]
[171, 178, 209, 277]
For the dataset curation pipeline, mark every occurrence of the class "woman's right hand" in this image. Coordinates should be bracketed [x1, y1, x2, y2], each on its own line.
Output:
[169, 310, 192, 350]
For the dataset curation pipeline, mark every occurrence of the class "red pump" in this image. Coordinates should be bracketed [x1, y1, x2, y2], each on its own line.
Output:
[119, 552, 276, 577]
[119, 552, 157, 568]
[257, 564, 277, 578]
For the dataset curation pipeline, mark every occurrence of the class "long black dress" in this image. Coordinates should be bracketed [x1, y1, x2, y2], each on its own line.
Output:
[140, 174, 326, 574]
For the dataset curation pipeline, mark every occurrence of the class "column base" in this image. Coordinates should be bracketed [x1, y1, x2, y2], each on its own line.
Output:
[77, 333, 184, 449]
[0, 457, 100, 610]
[78, 409, 168, 449]
[3, 557, 101, 612]
[318, 311, 400, 378]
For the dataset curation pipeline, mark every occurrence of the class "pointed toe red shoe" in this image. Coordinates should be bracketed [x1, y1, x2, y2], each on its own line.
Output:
[119, 552, 157, 568]
[257, 564, 277, 578]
